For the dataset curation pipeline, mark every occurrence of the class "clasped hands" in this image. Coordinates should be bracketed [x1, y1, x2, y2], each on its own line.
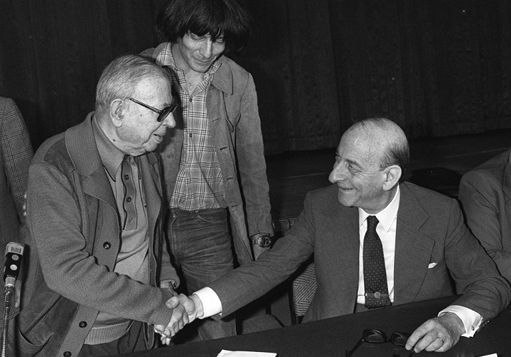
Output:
[154, 293, 204, 345]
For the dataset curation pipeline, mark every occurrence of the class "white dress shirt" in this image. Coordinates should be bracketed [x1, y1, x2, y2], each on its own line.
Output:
[195, 186, 482, 336]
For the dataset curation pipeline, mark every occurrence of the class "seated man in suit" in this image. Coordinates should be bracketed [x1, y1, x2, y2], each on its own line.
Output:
[459, 148, 511, 283]
[167, 118, 510, 353]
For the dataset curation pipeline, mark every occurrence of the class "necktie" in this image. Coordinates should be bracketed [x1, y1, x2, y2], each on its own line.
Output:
[363, 215, 391, 308]
[121, 156, 138, 230]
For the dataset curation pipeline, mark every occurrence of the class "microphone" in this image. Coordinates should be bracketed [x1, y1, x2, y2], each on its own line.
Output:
[3, 242, 24, 289]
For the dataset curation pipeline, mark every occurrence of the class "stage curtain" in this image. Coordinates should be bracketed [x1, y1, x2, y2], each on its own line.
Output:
[1, 0, 510, 153]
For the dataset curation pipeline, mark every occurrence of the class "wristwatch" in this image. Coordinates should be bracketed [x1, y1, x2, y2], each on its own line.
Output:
[250, 233, 273, 248]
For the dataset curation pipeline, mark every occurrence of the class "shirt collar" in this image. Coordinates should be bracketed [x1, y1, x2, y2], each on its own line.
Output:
[92, 116, 125, 181]
[359, 185, 401, 232]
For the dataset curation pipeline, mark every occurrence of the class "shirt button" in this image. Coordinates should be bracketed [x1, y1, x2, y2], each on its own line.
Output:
[79, 321, 87, 328]
[63, 352, 72, 357]
[189, 97, 193, 102]
[103, 242, 111, 249]
[124, 174, 129, 180]
[126, 197, 132, 203]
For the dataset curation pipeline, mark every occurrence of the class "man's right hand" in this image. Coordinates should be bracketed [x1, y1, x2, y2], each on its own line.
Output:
[154, 294, 193, 345]
[166, 293, 204, 321]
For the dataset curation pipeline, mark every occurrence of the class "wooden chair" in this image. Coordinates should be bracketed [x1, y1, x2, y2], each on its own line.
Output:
[273, 218, 317, 324]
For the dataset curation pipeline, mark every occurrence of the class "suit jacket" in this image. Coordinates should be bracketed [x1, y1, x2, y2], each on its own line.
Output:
[459, 149, 511, 283]
[210, 182, 510, 323]
[0, 97, 32, 253]
[16, 114, 178, 357]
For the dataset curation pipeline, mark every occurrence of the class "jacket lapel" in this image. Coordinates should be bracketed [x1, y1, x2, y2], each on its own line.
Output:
[65, 114, 116, 209]
[316, 194, 360, 315]
[139, 153, 162, 232]
[394, 183, 436, 303]
[211, 57, 234, 95]
[336, 205, 361, 312]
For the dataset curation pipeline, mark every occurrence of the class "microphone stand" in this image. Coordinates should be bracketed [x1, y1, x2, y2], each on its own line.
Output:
[1, 282, 15, 357]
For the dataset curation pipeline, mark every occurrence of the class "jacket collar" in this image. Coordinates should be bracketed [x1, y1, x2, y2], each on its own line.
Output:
[65, 113, 162, 212]
[65, 113, 116, 208]
[65, 112, 103, 177]
[210, 56, 234, 95]
[393, 182, 435, 303]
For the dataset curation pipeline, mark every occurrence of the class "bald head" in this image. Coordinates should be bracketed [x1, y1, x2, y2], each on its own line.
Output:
[345, 118, 409, 173]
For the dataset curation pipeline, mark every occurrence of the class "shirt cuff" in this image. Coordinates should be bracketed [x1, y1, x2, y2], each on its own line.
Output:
[194, 287, 222, 319]
[439, 304, 483, 337]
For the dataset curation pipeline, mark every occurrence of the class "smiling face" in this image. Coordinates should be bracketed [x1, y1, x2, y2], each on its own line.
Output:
[116, 76, 175, 156]
[328, 127, 392, 213]
[173, 32, 225, 74]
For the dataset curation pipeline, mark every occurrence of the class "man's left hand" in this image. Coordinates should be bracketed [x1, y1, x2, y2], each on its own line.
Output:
[405, 312, 465, 353]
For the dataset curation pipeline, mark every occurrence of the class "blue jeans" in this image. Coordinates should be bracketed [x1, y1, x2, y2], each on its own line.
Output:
[167, 208, 236, 340]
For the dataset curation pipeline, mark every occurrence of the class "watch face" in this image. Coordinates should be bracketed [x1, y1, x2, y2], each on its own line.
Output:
[260, 236, 272, 248]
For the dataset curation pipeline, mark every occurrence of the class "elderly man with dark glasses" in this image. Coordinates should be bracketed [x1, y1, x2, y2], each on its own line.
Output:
[12, 54, 190, 357]
[127, 97, 178, 123]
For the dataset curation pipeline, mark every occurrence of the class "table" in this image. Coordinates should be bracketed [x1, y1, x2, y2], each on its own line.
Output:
[123, 296, 511, 356]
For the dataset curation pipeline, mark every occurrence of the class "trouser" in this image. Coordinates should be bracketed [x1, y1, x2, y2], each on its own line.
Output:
[167, 207, 237, 341]
[77, 321, 147, 357]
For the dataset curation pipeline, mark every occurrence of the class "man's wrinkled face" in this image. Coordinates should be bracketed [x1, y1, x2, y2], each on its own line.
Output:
[117, 77, 175, 156]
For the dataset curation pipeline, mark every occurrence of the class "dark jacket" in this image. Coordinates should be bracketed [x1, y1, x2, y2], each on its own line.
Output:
[210, 182, 510, 322]
[459, 149, 511, 283]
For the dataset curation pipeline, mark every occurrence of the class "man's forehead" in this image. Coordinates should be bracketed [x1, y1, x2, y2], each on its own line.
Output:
[134, 77, 171, 97]
[337, 130, 382, 164]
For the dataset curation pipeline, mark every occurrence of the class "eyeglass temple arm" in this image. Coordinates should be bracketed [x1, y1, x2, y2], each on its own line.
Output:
[345, 338, 365, 357]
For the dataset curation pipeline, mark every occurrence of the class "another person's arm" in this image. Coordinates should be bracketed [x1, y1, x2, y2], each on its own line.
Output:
[235, 73, 273, 259]
[27, 161, 181, 329]
[459, 171, 511, 282]
[405, 199, 510, 353]
[0, 98, 33, 220]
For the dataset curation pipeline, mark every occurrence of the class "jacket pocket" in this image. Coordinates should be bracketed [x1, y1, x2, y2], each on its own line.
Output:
[12, 327, 52, 357]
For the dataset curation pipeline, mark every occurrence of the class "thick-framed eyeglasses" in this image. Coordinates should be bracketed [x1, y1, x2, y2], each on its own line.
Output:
[127, 97, 178, 122]
[345, 329, 413, 357]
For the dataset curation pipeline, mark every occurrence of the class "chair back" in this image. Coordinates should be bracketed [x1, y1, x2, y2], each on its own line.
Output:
[273, 218, 317, 324]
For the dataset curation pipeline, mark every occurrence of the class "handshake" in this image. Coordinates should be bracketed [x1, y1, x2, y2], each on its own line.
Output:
[154, 292, 204, 345]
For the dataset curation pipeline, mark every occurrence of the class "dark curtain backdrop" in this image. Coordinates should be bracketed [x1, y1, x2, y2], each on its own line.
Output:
[1, 0, 510, 153]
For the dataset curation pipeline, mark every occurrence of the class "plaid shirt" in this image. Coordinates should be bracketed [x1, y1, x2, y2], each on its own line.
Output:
[0, 98, 33, 217]
[155, 43, 226, 210]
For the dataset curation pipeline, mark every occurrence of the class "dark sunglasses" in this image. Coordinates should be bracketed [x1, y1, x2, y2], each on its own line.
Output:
[345, 329, 413, 357]
[127, 97, 178, 122]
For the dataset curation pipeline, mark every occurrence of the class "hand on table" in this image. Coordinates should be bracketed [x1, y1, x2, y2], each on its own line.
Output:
[405, 312, 464, 353]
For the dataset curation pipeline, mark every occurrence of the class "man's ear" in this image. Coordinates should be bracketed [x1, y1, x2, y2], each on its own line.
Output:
[110, 99, 125, 128]
[382, 165, 402, 191]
